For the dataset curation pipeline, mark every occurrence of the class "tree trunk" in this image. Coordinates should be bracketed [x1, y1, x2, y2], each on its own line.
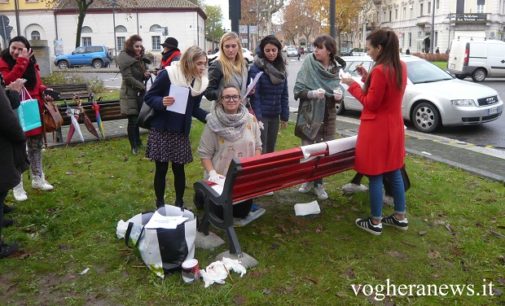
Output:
[75, 12, 85, 48]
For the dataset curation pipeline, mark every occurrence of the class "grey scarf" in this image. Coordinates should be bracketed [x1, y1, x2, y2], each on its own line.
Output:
[293, 54, 341, 100]
[253, 56, 286, 85]
[206, 103, 249, 142]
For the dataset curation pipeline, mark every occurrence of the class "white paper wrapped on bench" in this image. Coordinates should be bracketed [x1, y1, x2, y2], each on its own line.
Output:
[300, 142, 327, 159]
[326, 136, 357, 155]
[294, 200, 321, 216]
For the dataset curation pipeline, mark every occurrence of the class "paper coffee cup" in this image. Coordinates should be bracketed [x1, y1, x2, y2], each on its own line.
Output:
[181, 259, 200, 283]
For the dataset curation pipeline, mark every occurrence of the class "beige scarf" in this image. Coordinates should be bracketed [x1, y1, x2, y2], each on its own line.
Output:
[165, 61, 209, 96]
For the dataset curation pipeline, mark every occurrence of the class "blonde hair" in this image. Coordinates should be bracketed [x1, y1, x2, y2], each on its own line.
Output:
[218, 32, 246, 83]
[180, 46, 207, 81]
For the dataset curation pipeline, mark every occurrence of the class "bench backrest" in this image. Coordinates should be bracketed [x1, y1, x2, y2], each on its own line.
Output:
[57, 100, 125, 124]
[221, 137, 356, 203]
[48, 84, 90, 101]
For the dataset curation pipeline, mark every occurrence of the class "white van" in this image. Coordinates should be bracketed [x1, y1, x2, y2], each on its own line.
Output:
[448, 39, 505, 82]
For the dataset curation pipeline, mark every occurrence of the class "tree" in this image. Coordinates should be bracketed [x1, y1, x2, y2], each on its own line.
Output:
[204, 5, 225, 46]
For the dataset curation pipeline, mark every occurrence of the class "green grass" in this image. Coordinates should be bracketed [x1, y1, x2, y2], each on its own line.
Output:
[433, 61, 448, 70]
[1, 122, 504, 305]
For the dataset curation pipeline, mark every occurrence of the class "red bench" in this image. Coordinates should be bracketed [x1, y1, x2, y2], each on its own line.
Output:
[194, 136, 357, 258]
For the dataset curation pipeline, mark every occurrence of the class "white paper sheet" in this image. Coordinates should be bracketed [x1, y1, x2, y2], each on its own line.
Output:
[243, 71, 263, 100]
[166, 85, 190, 114]
[145, 211, 188, 229]
[300, 142, 327, 159]
[294, 200, 321, 216]
[326, 136, 357, 155]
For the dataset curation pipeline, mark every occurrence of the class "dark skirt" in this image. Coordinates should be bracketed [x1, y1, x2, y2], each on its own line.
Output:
[146, 129, 193, 164]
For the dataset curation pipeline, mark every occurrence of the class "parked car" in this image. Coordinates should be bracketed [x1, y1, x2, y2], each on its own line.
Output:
[207, 48, 254, 64]
[340, 47, 353, 56]
[286, 47, 299, 57]
[448, 39, 505, 82]
[54, 46, 112, 69]
[337, 55, 503, 133]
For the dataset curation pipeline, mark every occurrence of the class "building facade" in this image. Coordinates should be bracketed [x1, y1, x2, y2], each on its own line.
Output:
[355, 0, 505, 53]
[0, 0, 206, 62]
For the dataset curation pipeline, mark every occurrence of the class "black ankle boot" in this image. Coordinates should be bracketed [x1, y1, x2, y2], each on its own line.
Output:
[156, 199, 164, 208]
[1, 219, 13, 228]
[0, 242, 19, 259]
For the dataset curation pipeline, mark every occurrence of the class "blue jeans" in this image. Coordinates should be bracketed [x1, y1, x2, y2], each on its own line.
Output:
[369, 169, 406, 221]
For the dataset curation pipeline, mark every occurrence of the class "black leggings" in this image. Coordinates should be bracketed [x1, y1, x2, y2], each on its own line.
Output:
[0, 191, 7, 245]
[154, 161, 185, 207]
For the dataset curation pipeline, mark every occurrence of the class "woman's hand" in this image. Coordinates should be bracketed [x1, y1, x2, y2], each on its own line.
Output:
[6, 78, 25, 93]
[19, 48, 33, 60]
[162, 96, 175, 107]
[340, 77, 355, 86]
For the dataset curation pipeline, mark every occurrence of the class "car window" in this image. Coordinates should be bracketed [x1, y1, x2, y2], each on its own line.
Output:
[86, 46, 101, 53]
[407, 60, 453, 84]
[74, 47, 85, 54]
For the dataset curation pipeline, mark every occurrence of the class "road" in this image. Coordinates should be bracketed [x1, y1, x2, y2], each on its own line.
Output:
[77, 56, 505, 150]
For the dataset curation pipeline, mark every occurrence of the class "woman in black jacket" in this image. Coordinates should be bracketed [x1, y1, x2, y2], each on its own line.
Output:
[144, 46, 208, 208]
[0, 81, 29, 258]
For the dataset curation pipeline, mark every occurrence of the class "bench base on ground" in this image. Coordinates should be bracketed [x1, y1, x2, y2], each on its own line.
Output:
[194, 136, 356, 263]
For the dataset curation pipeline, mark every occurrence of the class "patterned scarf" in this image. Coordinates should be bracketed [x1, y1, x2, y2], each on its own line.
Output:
[206, 103, 249, 142]
[253, 56, 286, 85]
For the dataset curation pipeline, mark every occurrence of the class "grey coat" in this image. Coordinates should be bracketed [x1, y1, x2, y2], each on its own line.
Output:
[117, 51, 149, 116]
[0, 87, 28, 193]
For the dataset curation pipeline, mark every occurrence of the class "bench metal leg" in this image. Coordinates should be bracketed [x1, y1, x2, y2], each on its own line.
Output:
[225, 226, 242, 256]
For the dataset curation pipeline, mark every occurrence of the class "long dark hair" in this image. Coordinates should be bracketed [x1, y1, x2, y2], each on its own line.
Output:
[364, 29, 403, 92]
[312, 35, 346, 68]
[0, 36, 37, 90]
[258, 35, 285, 71]
[124, 34, 143, 58]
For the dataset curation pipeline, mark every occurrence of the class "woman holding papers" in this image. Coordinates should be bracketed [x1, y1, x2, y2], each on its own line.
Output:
[248, 35, 288, 154]
[117, 35, 151, 155]
[340, 29, 408, 236]
[0, 36, 55, 201]
[293, 35, 345, 201]
[204, 32, 249, 103]
[198, 85, 263, 221]
[144, 46, 209, 208]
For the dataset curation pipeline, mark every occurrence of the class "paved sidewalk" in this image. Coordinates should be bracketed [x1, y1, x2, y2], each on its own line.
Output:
[46, 104, 505, 183]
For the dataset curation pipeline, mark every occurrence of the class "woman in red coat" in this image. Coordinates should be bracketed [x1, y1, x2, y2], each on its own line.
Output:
[341, 29, 408, 235]
[0, 36, 54, 202]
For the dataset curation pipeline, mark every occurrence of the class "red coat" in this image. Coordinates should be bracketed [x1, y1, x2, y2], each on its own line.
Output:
[347, 62, 407, 175]
[0, 57, 46, 136]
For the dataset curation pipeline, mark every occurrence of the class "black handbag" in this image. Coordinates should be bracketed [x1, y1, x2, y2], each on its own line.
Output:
[138, 101, 154, 129]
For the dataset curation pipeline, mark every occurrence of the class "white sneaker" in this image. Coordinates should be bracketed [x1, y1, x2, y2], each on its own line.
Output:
[263, 191, 274, 196]
[342, 183, 368, 194]
[313, 185, 328, 200]
[298, 182, 313, 193]
[13, 182, 28, 201]
[32, 177, 54, 191]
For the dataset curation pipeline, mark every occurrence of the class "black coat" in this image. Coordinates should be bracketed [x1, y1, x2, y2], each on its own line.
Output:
[0, 87, 28, 192]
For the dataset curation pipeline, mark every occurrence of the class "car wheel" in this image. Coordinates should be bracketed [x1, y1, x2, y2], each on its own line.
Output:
[411, 102, 440, 133]
[335, 100, 345, 115]
[455, 74, 466, 80]
[58, 60, 69, 69]
[92, 59, 104, 69]
[471, 68, 486, 82]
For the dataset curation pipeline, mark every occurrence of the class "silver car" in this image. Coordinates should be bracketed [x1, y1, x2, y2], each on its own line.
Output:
[338, 55, 504, 132]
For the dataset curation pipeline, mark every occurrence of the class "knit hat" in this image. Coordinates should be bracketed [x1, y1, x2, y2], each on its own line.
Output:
[161, 37, 178, 49]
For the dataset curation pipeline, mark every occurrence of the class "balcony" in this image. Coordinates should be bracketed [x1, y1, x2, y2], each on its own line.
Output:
[448, 13, 487, 25]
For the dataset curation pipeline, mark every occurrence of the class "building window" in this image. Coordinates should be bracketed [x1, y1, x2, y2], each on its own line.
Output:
[115, 25, 127, 33]
[389, 10, 392, 21]
[420, 3, 423, 16]
[403, 7, 406, 19]
[408, 32, 412, 47]
[117, 36, 125, 51]
[477, 0, 485, 13]
[82, 37, 91, 46]
[31, 30, 40, 40]
[428, 2, 431, 14]
[149, 24, 163, 32]
[395, 8, 398, 20]
[25, 0, 39, 2]
[82, 26, 92, 34]
[152, 36, 161, 50]
[436, 0, 440, 9]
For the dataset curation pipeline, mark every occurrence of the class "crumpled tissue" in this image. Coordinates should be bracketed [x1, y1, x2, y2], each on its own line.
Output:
[200, 257, 247, 288]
